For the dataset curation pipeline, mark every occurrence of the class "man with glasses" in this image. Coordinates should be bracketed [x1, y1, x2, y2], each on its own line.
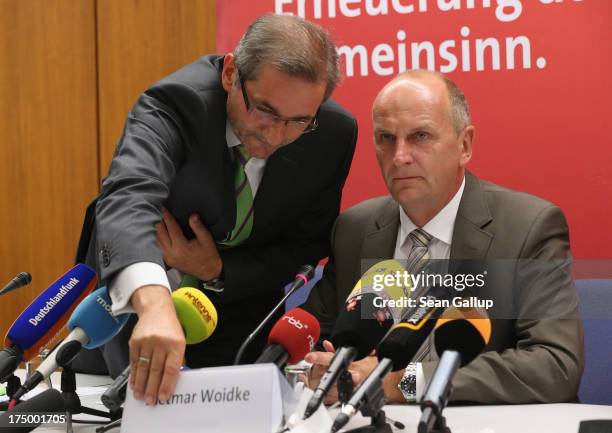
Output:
[75, 14, 357, 405]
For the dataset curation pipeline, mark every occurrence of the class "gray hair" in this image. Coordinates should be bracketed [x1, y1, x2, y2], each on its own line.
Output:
[393, 70, 471, 135]
[233, 14, 339, 100]
[441, 75, 471, 135]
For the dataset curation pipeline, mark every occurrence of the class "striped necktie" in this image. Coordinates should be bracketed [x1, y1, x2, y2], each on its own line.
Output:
[179, 145, 254, 289]
[218, 144, 254, 248]
[405, 228, 432, 275]
[404, 228, 437, 362]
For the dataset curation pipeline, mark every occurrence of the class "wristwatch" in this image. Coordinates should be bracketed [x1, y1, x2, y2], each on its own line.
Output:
[398, 362, 418, 402]
[200, 278, 224, 293]
[199, 264, 225, 293]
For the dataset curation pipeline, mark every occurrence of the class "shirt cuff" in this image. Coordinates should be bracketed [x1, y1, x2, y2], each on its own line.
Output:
[109, 262, 171, 315]
[415, 362, 425, 401]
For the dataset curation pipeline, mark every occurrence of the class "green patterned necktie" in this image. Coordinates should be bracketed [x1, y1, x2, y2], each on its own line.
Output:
[218, 144, 254, 248]
[179, 145, 254, 289]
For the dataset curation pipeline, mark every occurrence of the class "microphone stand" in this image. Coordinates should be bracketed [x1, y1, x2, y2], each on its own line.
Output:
[0, 375, 22, 411]
[342, 377, 395, 433]
[418, 351, 459, 433]
[97, 366, 131, 433]
[233, 265, 314, 365]
[96, 417, 122, 433]
[418, 407, 451, 433]
[60, 364, 114, 433]
[52, 342, 113, 433]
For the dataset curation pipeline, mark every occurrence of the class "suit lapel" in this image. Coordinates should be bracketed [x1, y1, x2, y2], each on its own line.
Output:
[206, 90, 236, 238]
[358, 174, 494, 262]
[250, 142, 302, 239]
[449, 172, 494, 276]
[360, 197, 399, 262]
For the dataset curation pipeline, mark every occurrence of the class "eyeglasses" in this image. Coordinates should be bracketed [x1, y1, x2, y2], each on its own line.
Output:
[238, 72, 319, 137]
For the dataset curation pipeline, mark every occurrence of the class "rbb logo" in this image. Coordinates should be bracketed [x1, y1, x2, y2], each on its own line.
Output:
[282, 315, 308, 330]
[307, 334, 316, 351]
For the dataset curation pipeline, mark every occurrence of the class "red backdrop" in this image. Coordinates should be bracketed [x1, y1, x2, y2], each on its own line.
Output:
[216, 0, 612, 260]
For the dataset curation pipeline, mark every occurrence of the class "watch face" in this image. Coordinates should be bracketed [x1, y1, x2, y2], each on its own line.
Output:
[399, 367, 417, 402]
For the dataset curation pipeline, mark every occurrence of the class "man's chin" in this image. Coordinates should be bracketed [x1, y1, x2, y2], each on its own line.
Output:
[392, 187, 425, 206]
[245, 145, 270, 159]
[243, 139, 277, 159]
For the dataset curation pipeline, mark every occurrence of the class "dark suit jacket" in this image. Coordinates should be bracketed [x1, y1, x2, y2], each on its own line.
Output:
[76, 55, 357, 373]
[304, 172, 584, 403]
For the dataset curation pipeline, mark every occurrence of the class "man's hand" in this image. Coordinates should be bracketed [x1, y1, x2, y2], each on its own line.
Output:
[305, 340, 406, 404]
[156, 207, 222, 281]
[305, 340, 338, 405]
[304, 340, 377, 405]
[129, 285, 186, 405]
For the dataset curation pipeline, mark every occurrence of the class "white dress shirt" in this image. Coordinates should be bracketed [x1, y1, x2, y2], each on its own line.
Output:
[109, 122, 267, 314]
[393, 177, 465, 262]
[392, 177, 465, 400]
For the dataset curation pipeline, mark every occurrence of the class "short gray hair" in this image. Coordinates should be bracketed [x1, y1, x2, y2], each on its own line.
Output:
[441, 75, 471, 135]
[233, 14, 339, 100]
[393, 70, 471, 135]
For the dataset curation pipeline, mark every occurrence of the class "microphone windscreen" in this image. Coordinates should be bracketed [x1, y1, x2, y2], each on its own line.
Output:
[376, 316, 438, 371]
[268, 308, 320, 364]
[434, 307, 491, 366]
[4, 263, 96, 360]
[0, 389, 65, 433]
[67, 286, 130, 349]
[348, 259, 408, 301]
[330, 292, 393, 359]
[17, 272, 32, 286]
[171, 287, 218, 344]
[296, 264, 315, 282]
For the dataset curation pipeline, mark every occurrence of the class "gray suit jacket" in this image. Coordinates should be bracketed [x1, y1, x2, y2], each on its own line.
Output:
[304, 172, 584, 403]
[73, 55, 357, 373]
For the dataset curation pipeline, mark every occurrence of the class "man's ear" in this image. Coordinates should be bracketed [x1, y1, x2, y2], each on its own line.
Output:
[221, 53, 236, 92]
[459, 125, 475, 167]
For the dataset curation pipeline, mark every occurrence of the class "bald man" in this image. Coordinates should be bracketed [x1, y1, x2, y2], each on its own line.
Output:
[304, 71, 583, 404]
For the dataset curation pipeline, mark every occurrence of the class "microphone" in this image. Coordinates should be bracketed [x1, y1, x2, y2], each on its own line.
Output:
[0, 389, 65, 432]
[350, 259, 409, 301]
[432, 306, 491, 364]
[331, 285, 450, 432]
[255, 308, 320, 369]
[171, 287, 218, 344]
[233, 264, 315, 365]
[101, 286, 218, 411]
[303, 265, 396, 420]
[0, 264, 96, 382]
[0, 272, 32, 296]
[419, 307, 491, 433]
[11, 286, 130, 401]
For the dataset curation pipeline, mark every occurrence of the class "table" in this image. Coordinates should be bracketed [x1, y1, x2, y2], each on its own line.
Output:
[4, 372, 611, 432]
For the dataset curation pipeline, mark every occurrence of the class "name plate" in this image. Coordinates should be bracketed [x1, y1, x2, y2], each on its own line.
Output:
[121, 364, 292, 433]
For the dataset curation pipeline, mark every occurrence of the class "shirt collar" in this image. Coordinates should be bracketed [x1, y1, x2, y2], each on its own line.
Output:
[398, 176, 466, 246]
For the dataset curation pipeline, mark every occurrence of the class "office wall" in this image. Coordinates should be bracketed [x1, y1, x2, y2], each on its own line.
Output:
[97, 0, 216, 175]
[0, 0, 216, 344]
[0, 0, 98, 344]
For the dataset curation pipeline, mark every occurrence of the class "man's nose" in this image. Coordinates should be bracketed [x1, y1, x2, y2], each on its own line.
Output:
[393, 139, 415, 166]
[262, 122, 288, 149]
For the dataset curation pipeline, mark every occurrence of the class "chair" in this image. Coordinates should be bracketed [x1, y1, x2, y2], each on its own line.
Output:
[576, 279, 612, 405]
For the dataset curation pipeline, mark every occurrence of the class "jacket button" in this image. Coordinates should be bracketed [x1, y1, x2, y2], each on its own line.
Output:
[100, 246, 110, 267]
